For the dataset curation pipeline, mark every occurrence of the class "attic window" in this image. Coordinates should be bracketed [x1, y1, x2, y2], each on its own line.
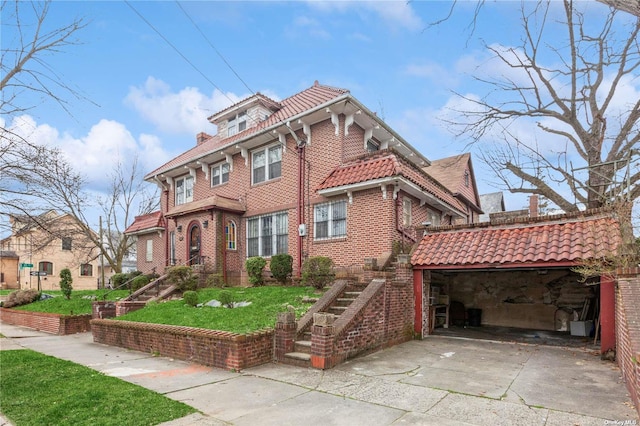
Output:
[228, 111, 247, 137]
[464, 170, 470, 187]
[366, 139, 379, 153]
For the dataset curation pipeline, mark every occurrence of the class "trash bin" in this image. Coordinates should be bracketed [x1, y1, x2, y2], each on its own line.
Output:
[467, 308, 482, 327]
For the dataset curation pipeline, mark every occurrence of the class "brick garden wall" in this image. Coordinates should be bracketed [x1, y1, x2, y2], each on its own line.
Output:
[0, 308, 92, 335]
[615, 268, 640, 417]
[91, 319, 273, 370]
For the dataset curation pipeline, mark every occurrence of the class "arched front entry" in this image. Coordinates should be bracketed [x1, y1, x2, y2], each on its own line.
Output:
[188, 224, 201, 265]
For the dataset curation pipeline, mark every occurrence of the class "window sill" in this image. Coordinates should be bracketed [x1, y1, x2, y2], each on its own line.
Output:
[251, 177, 282, 187]
[313, 236, 347, 243]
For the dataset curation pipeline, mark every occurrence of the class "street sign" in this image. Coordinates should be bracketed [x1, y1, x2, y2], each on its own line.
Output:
[29, 271, 47, 277]
[19, 263, 33, 269]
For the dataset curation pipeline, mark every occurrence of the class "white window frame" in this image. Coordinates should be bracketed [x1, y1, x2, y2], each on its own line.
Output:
[314, 200, 347, 240]
[246, 211, 288, 257]
[175, 175, 194, 205]
[146, 239, 153, 262]
[211, 162, 230, 186]
[403, 198, 412, 227]
[251, 143, 282, 184]
[227, 111, 247, 137]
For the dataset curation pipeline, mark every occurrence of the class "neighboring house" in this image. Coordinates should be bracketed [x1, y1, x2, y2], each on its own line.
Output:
[0, 210, 112, 291]
[0, 250, 19, 289]
[126, 82, 481, 284]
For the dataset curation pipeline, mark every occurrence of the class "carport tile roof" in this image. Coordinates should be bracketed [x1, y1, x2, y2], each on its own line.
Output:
[411, 212, 621, 268]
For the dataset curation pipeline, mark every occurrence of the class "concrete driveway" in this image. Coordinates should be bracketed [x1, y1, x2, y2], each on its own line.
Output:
[0, 323, 637, 425]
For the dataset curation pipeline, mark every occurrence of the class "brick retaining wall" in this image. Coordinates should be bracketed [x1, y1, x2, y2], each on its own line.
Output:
[91, 319, 273, 370]
[0, 308, 92, 335]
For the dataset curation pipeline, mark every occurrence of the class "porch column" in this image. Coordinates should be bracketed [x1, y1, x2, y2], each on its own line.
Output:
[600, 275, 615, 353]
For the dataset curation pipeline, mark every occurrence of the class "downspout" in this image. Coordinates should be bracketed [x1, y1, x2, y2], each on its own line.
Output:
[297, 143, 305, 277]
[164, 189, 169, 268]
[221, 211, 227, 284]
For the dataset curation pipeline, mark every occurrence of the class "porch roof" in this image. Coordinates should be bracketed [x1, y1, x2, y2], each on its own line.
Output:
[124, 211, 164, 235]
[411, 209, 622, 270]
[165, 195, 246, 218]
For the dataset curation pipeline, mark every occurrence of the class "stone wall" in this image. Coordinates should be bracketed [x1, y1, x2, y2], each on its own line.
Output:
[91, 319, 273, 370]
[615, 268, 640, 417]
[0, 308, 92, 335]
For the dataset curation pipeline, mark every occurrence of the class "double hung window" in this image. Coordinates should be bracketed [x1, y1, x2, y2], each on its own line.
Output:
[227, 111, 247, 137]
[80, 264, 93, 276]
[212, 162, 230, 186]
[314, 200, 347, 239]
[252, 144, 281, 184]
[175, 176, 194, 205]
[246, 212, 288, 257]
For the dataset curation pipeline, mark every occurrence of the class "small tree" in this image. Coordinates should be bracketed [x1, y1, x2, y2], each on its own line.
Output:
[59, 268, 73, 299]
[301, 257, 335, 291]
[270, 254, 293, 284]
[245, 257, 267, 286]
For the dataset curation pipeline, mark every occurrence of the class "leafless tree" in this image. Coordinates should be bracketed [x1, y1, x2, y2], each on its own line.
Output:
[443, 0, 640, 213]
[0, 1, 157, 273]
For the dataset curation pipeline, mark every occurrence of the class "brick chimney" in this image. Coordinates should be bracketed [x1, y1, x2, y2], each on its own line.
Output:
[529, 195, 539, 217]
[196, 132, 211, 145]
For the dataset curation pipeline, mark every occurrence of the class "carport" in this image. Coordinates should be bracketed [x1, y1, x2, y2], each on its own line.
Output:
[411, 210, 621, 353]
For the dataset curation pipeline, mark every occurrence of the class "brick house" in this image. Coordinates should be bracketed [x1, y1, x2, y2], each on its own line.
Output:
[126, 82, 481, 285]
[0, 210, 111, 291]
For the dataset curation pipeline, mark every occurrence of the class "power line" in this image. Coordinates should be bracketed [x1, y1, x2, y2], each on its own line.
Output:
[174, 1, 255, 95]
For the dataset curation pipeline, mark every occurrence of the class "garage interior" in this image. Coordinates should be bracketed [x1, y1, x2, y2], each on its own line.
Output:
[427, 268, 601, 349]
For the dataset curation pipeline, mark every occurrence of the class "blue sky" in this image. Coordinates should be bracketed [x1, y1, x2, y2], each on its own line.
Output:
[2, 0, 637, 231]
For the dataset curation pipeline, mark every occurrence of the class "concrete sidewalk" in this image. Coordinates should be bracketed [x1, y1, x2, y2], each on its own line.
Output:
[0, 322, 637, 425]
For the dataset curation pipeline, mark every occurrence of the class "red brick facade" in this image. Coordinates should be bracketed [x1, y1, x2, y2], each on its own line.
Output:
[128, 84, 477, 284]
[0, 308, 91, 335]
[615, 268, 640, 416]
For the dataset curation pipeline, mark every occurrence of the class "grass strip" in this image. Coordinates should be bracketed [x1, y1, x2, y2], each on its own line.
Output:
[0, 350, 196, 426]
[117, 286, 319, 334]
[12, 290, 129, 315]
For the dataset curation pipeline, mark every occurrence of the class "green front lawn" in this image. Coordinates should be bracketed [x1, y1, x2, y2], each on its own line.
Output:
[0, 350, 196, 426]
[116, 286, 318, 334]
[11, 290, 129, 315]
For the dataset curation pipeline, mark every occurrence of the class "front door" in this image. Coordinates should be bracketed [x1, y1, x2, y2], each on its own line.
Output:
[189, 225, 201, 265]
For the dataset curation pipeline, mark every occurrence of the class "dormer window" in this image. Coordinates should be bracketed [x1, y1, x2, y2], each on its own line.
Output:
[228, 111, 247, 137]
[366, 139, 379, 153]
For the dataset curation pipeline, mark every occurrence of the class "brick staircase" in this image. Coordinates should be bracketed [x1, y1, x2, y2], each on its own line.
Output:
[282, 285, 363, 367]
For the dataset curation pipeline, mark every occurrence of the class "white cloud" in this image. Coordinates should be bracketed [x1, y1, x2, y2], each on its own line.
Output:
[404, 62, 459, 88]
[287, 16, 331, 40]
[4, 115, 172, 191]
[306, 0, 423, 31]
[125, 76, 244, 135]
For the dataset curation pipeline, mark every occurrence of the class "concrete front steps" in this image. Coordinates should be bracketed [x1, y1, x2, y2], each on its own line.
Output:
[282, 288, 363, 367]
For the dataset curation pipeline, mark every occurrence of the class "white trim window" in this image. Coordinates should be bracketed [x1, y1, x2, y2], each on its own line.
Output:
[314, 200, 347, 239]
[175, 175, 194, 205]
[211, 162, 230, 186]
[246, 211, 288, 257]
[146, 239, 153, 262]
[252, 144, 282, 184]
[402, 198, 412, 227]
[227, 111, 247, 137]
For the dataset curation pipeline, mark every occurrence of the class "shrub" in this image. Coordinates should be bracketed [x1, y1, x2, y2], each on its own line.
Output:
[59, 268, 73, 299]
[183, 290, 198, 307]
[130, 275, 150, 292]
[167, 266, 197, 292]
[301, 256, 335, 290]
[2, 289, 41, 308]
[270, 254, 293, 284]
[206, 273, 225, 288]
[245, 257, 267, 286]
[218, 290, 235, 308]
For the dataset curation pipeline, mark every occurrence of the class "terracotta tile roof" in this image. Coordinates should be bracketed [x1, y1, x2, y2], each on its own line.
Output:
[145, 82, 350, 179]
[411, 211, 622, 268]
[124, 211, 164, 235]
[317, 150, 467, 213]
[208, 92, 282, 122]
